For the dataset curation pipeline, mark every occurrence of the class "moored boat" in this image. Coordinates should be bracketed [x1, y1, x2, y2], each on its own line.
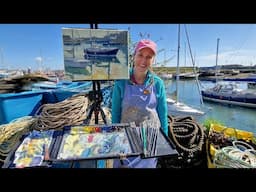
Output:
[0, 90, 45, 124]
[248, 81, 256, 89]
[0, 80, 93, 124]
[202, 82, 256, 108]
[167, 97, 205, 117]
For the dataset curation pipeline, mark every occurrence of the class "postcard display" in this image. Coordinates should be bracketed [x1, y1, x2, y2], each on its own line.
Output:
[3, 122, 178, 168]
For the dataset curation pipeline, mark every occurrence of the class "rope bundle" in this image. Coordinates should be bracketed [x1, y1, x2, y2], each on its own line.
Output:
[157, 115, 207, 168]
[213, 143, 256, 168]
[169, 116, 205, 153]
[208, 124, 256, 168]
[0, 73, 49, 93]
[32, 94, 89, 131]
[0, 116, 35, 163]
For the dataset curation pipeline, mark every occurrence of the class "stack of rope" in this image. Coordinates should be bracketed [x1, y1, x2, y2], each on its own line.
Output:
[207, 125, 256, 168]
[213, 141, 256, 168]
[158, 115, 207, 168]
[0, 73, 49, 93]
[32, 94, 89, 131]
[169, 116, 205, 153]
[0, 116, 35, 166]
[0, 78, 20, 93]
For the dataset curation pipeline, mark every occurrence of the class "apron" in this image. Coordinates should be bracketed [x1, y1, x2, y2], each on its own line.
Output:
[114, 78, 160, 168]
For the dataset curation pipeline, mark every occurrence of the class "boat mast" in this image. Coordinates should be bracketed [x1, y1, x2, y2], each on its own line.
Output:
[37, 49, 43, 73]
[175, 24, 181, 103]
[184, 42, 186, 67]
[0, 48, 4, 69]
[215, 38, 220, 82]
[72, 29, 75, 58]
[184, 24, 204, 106]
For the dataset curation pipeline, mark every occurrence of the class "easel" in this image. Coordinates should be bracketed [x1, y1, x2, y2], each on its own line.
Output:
[73, 80, 107, 167]
[73, 23, 107, 168]
[84, 23, 107, 125]
[84, 80, 107, 124]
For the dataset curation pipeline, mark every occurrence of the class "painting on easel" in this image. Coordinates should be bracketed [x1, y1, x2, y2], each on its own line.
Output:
[62, 28, 129, 81]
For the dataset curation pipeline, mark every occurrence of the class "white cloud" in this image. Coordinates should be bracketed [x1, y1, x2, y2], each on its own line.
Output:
[35, 56, 43, 63]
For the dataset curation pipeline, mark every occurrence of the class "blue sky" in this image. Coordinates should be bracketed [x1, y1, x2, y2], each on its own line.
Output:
[0, 24, 256, 71]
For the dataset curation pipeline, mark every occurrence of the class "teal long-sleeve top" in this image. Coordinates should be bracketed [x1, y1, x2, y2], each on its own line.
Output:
[111, 69, 168, 136]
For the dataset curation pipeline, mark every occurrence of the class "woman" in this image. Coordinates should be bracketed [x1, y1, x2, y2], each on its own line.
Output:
[111, 39, 168, 168]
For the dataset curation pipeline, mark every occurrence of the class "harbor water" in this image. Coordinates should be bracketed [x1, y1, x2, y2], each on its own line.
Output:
[165, 79, 256, 134]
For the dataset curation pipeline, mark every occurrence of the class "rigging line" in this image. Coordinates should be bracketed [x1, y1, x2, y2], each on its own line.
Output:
[175, 24, 181, 104]
[226, 24, 254, 64]
[184, 24, 204, 106]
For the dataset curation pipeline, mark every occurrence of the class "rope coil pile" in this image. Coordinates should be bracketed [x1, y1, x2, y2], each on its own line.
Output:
[208, 124, 256, 168]
[158, 115, 207, 168]
[169, 116, 205, 153]
[213, 143, 256, 168]
[32, 94, 89, 131]
[0, 73, 49, 93]
[0, 116, 35, 164]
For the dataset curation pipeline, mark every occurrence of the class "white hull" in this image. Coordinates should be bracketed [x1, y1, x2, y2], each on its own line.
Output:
[167, 98, 205, 116]
[202, 82, 256, 108]
[159, 73, 173, 80]
[202, 96, 256, 108]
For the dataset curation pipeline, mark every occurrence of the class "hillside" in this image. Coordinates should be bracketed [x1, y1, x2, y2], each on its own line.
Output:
[153, 67, 196, 74]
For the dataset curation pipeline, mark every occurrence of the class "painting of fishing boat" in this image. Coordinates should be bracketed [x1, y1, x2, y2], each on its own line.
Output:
[62, 28, 129, 81]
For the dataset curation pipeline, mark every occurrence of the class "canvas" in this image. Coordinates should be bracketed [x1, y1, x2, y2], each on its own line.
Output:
[62, 28, 129, 81]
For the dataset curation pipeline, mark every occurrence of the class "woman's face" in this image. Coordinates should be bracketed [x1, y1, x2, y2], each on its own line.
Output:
[134, 48, 155, 73]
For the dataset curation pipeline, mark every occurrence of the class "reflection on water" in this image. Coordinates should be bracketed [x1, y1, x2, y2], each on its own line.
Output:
[90, 56, 121, 66]
[165, 79, 256, 134]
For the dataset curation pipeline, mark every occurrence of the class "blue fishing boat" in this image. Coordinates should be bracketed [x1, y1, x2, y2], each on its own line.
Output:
[0, 81, 93, 124]
[0, 90, 45, 124]
[201, 82, 256, 108]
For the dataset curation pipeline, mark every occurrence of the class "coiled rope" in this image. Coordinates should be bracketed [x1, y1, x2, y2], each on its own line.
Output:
[0, 116, 35, 163]
[208, 124, 256, 168]
[157, 115, 206, 168]
[213, 145, 256, 168]
[168, 115, 205, 153]
[32, 94, 89, 131]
